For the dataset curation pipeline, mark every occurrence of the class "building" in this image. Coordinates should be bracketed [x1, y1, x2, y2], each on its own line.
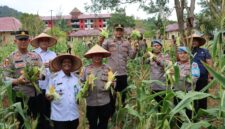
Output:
[0, 17, 21, 44]
[41, 7, 111, 31]
[69, 29, 100, 41]
[165, 23, 184, 40]
[165, 21, 198, 40]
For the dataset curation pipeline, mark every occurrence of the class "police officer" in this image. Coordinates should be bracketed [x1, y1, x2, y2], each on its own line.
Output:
[148, 40, 170, 104]
[47, 54, 82, 129]
[81, 44, 112, 129]
[190, 34, 213, 112]
[3, 30, 42, 129]
[102, 24, 137, 105]
[174, 46, 200, 126]
[175, 47, 200, 92]
[31, 32, 57, 129]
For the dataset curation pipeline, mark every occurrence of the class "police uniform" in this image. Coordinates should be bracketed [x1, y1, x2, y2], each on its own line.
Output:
[3, 50, 42, 96]
[82, 44, 112, 129]
[3, 30, 42, 129]
[80, 64, 112, 129]
[102, 24, 136, 103]
[174, 61, 199, 91]
[150, 53, 170, 91]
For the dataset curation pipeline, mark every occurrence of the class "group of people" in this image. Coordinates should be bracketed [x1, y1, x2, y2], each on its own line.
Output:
[2, 23, 214, 129]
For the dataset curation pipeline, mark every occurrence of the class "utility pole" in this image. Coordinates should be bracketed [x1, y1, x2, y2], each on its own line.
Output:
[50, 10, 53, 35]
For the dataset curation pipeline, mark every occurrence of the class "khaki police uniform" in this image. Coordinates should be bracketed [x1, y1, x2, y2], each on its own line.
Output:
[3, 50, 42, 97]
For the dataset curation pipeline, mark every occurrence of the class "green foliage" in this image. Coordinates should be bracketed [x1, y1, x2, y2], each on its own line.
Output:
[46, 26, 67, 38]
[107, 8, 135, 30]
[198, 0, 225, 32]
[20, 13, 45, 36]
[55, 18, 71, 32]
[0, 42, 16, 62]
[0, 6, 22, 18]
[130, 30, 141, 40]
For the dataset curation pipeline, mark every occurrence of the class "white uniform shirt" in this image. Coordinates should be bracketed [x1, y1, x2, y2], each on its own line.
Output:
[34, 47, 57, 90]
[48, 70, 81, 121]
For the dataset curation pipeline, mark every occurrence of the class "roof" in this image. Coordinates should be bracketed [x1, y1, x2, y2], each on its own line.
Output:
[124, 27, 145, 35]
[41, 14, 111, 21]
[0, 17, 21, 32]
[70, 7, 82, 14]
[69, 29, 100, 37]
[166, 22, 197, 32]
[78, 14, 111, 19]
[41, 15, 72, 21]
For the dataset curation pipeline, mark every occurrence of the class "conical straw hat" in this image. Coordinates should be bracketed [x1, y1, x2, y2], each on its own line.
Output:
[31, 33, 57, 48]
[50, 54, 82, 72]
[187, 34, 206, 46]
[84, 44, 111, 58]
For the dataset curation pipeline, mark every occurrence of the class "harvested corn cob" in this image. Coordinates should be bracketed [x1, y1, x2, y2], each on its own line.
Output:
[46, 85, 60, 101]
[104, 70, 117, 90]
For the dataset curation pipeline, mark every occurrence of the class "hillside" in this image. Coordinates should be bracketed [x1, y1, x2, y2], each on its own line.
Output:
[0, 6, 23, 18]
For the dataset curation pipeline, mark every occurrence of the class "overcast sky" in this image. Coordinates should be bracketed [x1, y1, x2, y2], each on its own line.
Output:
[1, 0, 201, 20]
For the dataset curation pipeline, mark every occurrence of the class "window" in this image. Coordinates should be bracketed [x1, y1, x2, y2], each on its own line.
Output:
[91, 19, 93, 22]
[103, 24, 106, 27]
[99, 19, 101, 22]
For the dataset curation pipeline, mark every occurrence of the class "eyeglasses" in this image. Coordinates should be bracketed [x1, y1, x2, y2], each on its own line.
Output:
[18, 38, 28, 41]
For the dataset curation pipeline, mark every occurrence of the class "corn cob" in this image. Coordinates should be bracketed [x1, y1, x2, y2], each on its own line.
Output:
[148, 52, 156, 62]
[46, 85, 60, 101]
[104, 70, 117, 90]
[21, 64, 41, 93]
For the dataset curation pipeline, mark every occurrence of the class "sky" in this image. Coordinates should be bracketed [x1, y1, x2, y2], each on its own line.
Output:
[1, 0, 202, 20]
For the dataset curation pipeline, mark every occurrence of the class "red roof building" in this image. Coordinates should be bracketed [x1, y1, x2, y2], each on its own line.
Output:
[41, 7, 111, 32]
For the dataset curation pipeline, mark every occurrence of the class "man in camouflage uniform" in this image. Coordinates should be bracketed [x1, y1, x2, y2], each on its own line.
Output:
[102, 24, 137, 105]
[3, 30, 42, 129]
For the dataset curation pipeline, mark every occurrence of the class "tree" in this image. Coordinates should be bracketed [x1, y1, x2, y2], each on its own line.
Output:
[198, 0, 225, 31]
[86, 0, 196, 43]
[20, 13, 45, 37]
[55, 11, 72, 32]
[107, 8, 135, 29]
[174, 0, 196, 45]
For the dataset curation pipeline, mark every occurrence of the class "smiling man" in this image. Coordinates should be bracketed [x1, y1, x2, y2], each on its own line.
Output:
[102, 24, 137, 110]
[3, 30, 42, 129]
[30, 33, 57, 129]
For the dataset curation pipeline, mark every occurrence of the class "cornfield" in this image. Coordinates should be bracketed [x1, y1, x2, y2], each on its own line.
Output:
[0, 13, 224, 129]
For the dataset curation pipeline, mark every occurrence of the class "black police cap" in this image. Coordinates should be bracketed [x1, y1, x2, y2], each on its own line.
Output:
[15, 30, 29, 40]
